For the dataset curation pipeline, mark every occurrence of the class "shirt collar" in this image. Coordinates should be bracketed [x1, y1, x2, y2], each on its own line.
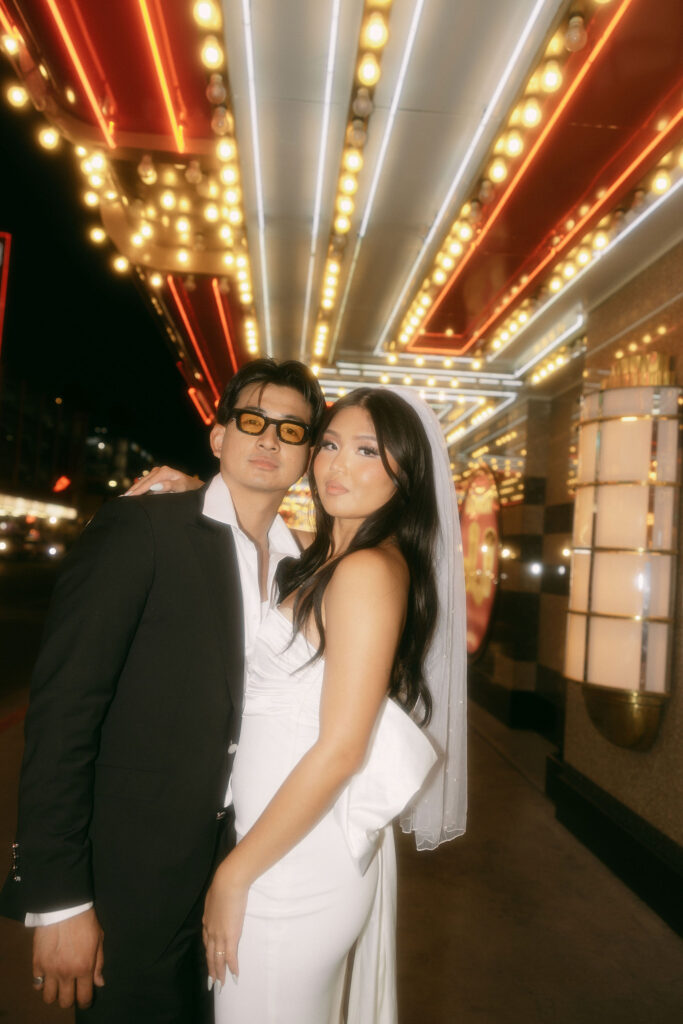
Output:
[202, 473, 300, 558]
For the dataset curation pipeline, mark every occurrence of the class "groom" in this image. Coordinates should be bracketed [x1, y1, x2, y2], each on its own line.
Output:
[0, 359, 325, 1022]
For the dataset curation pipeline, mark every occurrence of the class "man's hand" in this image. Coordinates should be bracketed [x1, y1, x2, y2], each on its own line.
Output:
[32, 908, 105, 1009]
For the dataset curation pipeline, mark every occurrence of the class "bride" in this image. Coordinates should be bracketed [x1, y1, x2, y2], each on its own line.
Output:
[139, 385, 466, 1022]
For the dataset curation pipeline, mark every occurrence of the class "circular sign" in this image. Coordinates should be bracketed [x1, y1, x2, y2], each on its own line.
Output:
[461, 466, 500, 657]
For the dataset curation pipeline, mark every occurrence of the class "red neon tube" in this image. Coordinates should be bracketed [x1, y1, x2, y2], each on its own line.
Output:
[167, 276, 220, 401]
[45, 0, 116, 148]
[188, 387, 214, 426]
[137, 0, 185, 152]
[211, 278, 239, 375]
[419, 0, 636, 349]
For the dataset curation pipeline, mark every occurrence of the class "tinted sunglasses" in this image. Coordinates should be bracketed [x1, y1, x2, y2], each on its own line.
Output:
[230, 408, 311, 445]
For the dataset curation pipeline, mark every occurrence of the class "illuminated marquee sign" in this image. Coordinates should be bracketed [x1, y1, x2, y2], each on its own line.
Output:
[461, 466, 500, 657]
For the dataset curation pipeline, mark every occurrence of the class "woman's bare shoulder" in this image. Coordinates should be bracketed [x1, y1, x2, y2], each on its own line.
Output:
[329, 544, 408, 597]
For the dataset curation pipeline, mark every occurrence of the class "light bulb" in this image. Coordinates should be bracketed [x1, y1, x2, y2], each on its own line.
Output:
[6, 84, 28, 108]
[137, 154, 157, 185]
[160, 190, 176, 210]
[357, 53, 380, 87]
[504, 130, 524, 157]
[177, 249, 189, 264]
[541, 60, 563, 93]
[343, 148, 363, 173]
[651, 168, 671, 195]
[334, 214, 351, 234]
[83, 191, 99, 206]
[201, 36, 224, 70]
[337, 195, 354, 215]
[175, 217, 191, 234]
[193, 1, 221, 28]
[89, 227, 106, 244]
[113, 256, 129, 273]
[362, 12, 389, 49]
[204, 203, 220, 222]
[564, 15, 587, 52]
[206, 73, 227, 106]
[185, 160, 203, 185]
[219, 164, 239, 186]
[339, 174, 358, 195]
[521, 98, 542, 127]
[489, 158, 507, 183]
[1, 34, 19, 56]
[216, 138, 237, 161]
[38, 127, 60, 149]
[149, 273, 163, 288]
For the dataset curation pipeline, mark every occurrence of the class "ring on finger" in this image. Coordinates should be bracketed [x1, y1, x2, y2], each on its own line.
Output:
[214, 951, 226, 957]
[32, 975, 45, 988]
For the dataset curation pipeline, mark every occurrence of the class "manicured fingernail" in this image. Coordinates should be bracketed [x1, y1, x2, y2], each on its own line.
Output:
[231, 971, 238, 983]
[215, 980, 222, 996]
[150, 483, 164, 492]
[207, 977, 214, 991]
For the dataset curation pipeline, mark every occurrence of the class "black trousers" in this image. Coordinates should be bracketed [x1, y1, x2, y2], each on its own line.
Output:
[74, 893, 212, 1024]
[75, 814, 234, 1024]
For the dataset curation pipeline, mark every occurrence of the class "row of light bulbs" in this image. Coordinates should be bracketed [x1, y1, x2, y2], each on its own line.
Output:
[3, 0, 260, 361]
[312, 0, 393, 361]
[393, 3, 614, 352]
[484, 145, 683, 361]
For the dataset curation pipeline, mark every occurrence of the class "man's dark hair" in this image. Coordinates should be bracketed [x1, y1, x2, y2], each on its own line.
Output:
[215, 359, 326, 436]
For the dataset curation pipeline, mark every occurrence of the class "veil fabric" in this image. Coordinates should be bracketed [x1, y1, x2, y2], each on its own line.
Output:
[384, 387, 468, 849]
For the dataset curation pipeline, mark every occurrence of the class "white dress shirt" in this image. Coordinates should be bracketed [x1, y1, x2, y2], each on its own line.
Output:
[26, 475, 301, 927]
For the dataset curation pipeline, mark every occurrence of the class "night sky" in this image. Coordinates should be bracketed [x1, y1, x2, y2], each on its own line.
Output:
[0, 91, 212, 476]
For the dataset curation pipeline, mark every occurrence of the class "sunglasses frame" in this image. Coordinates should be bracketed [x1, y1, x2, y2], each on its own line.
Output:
[230, 407, 311, 445]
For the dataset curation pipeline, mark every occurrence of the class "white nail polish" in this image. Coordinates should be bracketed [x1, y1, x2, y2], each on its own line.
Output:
[231, 971, 238, 984]
[207, 977, 214, 991]
[150, 483, 164, 492]
[215, 980, 222, 996]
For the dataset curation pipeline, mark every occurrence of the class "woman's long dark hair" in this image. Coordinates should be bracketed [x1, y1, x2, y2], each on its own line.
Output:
[276, 388, 439, 723]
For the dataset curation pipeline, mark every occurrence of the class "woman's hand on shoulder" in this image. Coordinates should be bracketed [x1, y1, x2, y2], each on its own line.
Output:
[123, 466, 204, 496]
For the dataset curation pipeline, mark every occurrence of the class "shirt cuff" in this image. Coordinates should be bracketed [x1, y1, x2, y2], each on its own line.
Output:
[25, 902, 93, 927]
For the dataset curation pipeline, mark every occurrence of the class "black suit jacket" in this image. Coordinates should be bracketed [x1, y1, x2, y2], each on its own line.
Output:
[0, 487, 244, 966]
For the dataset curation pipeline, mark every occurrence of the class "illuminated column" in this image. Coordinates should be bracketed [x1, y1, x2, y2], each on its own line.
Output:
[565, 359, 681, 748]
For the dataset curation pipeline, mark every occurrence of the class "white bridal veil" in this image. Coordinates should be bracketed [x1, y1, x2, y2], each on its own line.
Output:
[386, 387, 468, 849]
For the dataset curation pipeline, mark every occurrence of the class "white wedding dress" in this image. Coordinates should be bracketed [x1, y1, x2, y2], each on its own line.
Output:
[215, 603, 437, 1024]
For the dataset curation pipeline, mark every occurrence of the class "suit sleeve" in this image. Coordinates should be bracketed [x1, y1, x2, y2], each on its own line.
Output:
[11, 498, 155, 914]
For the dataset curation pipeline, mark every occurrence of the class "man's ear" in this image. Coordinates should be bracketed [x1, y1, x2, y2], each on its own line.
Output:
[210, 423, 225, 459]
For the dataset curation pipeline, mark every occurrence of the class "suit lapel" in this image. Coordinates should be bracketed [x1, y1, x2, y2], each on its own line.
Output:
[187, 514, 245, 714]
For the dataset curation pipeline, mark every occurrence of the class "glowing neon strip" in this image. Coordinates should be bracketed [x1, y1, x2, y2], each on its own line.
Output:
[373, 0, 554, 355]
[188, 387, 214, 425]
[241, 0, 272, 355]
[137, 0, 184, 152]
[211, 278, 239, 375]
[167, 276, 220, 401]
[45, 0, 116, 149]
[299, 0, 341, 358]
[329, 0, 426, 360]
[468, 103, 683, 354]
[419, 0, 635, 346]
[0, 232, 12, 360]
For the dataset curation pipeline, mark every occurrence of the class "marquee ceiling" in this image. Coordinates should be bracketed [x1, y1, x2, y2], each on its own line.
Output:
[1, 0, 682, 463]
